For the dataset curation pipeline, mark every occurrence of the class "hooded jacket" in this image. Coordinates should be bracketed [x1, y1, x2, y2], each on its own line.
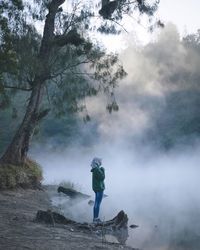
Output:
[91, 166, 105, 192]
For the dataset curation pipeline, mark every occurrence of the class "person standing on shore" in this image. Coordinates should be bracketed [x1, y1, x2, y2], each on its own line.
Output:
[90, 157, 105, 223]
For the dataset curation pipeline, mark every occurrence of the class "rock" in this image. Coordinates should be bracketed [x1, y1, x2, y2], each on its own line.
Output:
[130, 224, 139, 229]
[88, 200, 94, 206]
[35, 209, 74, 225]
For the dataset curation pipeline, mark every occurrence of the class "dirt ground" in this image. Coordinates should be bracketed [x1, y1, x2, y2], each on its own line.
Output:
[0, 187, 137, 250]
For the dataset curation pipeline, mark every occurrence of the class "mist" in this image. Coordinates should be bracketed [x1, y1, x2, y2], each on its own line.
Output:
[31, 23, 200, 250]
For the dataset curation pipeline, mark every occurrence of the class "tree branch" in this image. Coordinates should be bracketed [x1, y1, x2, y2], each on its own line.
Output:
[108, 18, 128, 33]
[36, 108, 51, 121]
[3, 85, 33, 91]
[50, 60, 93, 79]
[53, 29, 84, 47]
[45, 84, 51, 106]
[49, 0, 65, 8]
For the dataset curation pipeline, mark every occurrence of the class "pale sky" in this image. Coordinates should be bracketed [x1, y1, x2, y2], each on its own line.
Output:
[158, 0, 200, 35]
[101, 0, 200, 51]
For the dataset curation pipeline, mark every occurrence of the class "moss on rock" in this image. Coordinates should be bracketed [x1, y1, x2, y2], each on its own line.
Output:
[0, 159, 43, 189]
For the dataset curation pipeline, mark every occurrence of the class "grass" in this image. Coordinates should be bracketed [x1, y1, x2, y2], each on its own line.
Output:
[0, 159, 43, 189]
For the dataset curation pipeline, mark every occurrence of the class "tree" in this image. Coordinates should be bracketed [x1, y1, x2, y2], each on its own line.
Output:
[139, 28, 200, 150]
[0, 0, 160, 188]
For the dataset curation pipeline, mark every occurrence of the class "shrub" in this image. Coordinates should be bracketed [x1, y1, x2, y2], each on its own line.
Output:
[0, 159, 43, 189]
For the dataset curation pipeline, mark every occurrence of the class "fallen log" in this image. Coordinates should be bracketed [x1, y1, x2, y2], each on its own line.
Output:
[35, 209, 131, 244]
[57, 186, 90, 200]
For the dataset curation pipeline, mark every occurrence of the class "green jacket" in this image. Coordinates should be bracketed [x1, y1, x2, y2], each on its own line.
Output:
[91, 167, 105, 192]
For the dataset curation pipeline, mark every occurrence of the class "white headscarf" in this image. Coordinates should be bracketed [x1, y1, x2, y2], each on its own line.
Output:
[91, 157, 102, 169]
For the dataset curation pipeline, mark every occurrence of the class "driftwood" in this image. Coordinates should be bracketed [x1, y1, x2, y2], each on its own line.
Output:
[57, 186, 108, 207]
[35, 209, 132, 244]
[57, 186, 90, 200]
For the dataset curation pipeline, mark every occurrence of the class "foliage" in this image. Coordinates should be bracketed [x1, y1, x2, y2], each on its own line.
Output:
[116, 0, 159, 18]
[98, 0, 162, 34]
[0, 0, 160, 116]
[0, 0, 161, 168]
[183, 29, 200, 51]
[0, 2, 127, 116]
[144, 29, 200, 150]
[0, 0, 24, 75]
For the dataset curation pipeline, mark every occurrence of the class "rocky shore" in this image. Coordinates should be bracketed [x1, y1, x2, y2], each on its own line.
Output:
[0, 187, 137, 250]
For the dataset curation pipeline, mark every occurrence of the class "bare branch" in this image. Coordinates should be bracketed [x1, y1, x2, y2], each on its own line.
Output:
[69, 71, 94, 76]
[108, 18, 128, 33]
[66, 60, 94, 68]
[3, 85, 33, 91]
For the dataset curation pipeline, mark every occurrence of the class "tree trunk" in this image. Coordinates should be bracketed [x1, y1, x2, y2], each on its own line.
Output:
[0, 82, 44, 165]
[0, 0, 65, 165]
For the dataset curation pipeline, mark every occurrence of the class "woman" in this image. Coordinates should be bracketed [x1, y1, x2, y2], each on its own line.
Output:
[90, 157, 105, 223]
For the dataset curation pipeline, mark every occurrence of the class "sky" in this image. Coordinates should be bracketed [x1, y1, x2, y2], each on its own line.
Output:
[101, 0, 200, 50]
[158, 0, 200, 35]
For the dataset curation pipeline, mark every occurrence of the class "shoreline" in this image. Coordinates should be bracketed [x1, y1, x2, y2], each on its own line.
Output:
[0, 186, 136, 250]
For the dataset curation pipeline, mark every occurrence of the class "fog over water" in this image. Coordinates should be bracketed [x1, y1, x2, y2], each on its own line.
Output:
[32, 143, 200, 249]
[31, 24, 200, 249]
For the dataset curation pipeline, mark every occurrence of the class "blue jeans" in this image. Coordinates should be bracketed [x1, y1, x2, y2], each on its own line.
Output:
[93, 191, 103, 219]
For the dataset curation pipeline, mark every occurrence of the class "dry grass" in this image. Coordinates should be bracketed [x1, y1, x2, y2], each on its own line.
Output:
[0, 159, 43, 189]
[59, 180, 81, 192]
